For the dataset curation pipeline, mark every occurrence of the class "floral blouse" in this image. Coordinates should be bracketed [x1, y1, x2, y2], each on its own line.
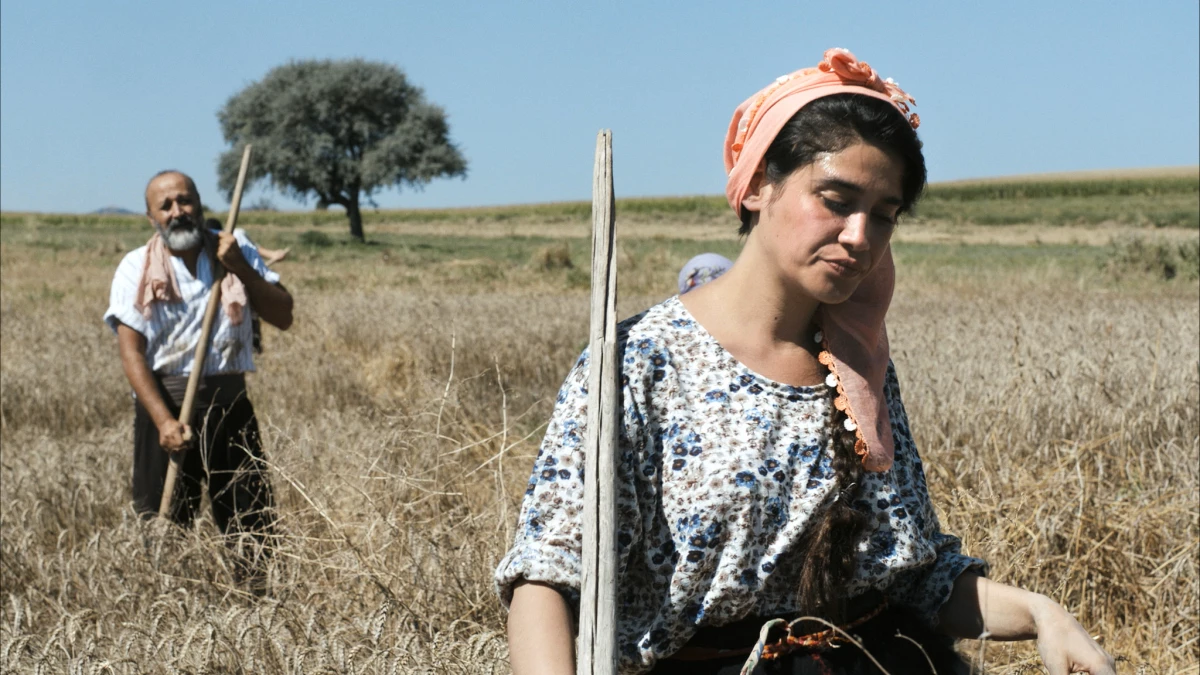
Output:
[495, 296, 986, 674]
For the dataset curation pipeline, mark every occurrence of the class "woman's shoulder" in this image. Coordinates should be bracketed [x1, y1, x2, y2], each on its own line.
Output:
[615, 296, 734, 402]
[616, 296, 704, 352]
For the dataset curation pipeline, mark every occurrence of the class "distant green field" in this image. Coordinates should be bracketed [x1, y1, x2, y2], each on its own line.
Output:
[914, 176, 1198, 227]
[2, 169, 1197, 231]
[3, 212, 1195, 288]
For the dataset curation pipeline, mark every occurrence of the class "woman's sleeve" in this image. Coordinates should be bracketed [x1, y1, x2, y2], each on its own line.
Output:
[494, 345, 646, 610]
[881, 363, 990, 626]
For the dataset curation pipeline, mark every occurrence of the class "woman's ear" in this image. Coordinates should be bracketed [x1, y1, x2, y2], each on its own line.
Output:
[740, 167, 772, 214]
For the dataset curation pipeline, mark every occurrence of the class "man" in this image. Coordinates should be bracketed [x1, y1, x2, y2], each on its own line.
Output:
[104, 170, 293, 587]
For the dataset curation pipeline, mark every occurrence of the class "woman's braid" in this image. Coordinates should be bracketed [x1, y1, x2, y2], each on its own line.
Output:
[795, 404, 869, 622]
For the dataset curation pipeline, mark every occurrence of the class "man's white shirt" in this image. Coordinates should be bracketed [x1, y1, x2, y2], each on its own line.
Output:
[104, 229, 280, 376]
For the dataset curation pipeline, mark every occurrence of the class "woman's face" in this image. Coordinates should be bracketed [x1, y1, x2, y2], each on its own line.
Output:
[742, 141, 904, 305]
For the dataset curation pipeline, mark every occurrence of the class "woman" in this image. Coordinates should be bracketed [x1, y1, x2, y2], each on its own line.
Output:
[496, 49, 1115, 675]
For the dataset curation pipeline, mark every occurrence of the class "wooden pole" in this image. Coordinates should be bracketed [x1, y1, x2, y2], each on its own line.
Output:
[157, 145, 253, 519]
[578, 130, 618, 675]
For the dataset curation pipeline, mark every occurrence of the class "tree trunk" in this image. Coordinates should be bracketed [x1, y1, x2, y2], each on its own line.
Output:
[346, 195, 364, 241]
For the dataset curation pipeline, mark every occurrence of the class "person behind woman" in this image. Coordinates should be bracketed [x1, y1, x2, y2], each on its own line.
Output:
[496, 49, 1114, 675]
[679, 253, 734, 295]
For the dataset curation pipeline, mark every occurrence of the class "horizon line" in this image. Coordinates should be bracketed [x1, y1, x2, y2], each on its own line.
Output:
[4, 165, 1196, 216]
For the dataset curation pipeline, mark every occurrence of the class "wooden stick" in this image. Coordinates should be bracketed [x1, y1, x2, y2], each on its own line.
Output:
[578, 130, 618, 675]
[157, 145, 253, 519]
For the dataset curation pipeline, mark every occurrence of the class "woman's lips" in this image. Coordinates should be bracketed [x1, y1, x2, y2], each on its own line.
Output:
[823, 259, 866, 277]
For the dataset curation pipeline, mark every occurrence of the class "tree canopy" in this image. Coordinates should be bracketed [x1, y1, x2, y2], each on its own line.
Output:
[217, 59, 467, 240]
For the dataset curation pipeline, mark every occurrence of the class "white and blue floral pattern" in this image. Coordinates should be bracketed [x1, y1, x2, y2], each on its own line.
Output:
[495, 296, 986, 674]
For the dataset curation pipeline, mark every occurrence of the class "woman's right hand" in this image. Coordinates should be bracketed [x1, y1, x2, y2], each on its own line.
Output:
[508, 580, 576, 675]
[939, 574, 1115, 675]
[1032, 597, 1116, 675]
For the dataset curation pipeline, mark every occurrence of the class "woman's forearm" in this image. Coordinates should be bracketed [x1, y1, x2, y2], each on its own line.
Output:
[508, 580, 575, 675]
[937, 572, 1053, 640]
[938, 573, 1115, 674]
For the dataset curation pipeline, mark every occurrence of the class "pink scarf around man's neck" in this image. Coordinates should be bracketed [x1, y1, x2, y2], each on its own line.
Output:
[723, 49, 920, 472]
[134, 231, 248, 326]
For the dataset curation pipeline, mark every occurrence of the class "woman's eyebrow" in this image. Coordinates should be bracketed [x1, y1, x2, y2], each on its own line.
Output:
[816, 178, 903, 206]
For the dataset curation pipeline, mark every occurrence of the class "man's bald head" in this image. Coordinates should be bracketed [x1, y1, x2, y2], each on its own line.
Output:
[144, 170, 200, 212]
[144, 170, 205, 251]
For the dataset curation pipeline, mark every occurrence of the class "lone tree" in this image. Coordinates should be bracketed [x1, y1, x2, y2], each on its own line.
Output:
[217, 59, 467, 240]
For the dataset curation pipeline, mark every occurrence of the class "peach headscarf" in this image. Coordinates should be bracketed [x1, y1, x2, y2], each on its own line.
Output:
[723, 48, 920, 472]
[135, 231, 248, 325]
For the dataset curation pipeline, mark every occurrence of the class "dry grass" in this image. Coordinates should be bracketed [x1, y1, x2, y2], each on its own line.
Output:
[1, 214, 1197, 673]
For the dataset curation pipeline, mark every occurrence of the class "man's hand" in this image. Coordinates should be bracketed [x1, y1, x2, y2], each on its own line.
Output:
[215, 232, 294, 330]
[157, 418, 194, 454]
[216, 232, 252, 277]
[211, 231, 294, 330]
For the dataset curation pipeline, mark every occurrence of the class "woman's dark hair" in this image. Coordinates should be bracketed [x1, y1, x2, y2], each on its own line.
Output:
[794, 406, 869, 621]
[738, 93, 927, 235]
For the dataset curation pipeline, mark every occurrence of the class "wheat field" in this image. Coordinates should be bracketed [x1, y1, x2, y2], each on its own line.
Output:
[1, 211, 1197, 673]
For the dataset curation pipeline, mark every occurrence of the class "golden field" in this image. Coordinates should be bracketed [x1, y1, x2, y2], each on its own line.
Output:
[1, 200, 1197, 673]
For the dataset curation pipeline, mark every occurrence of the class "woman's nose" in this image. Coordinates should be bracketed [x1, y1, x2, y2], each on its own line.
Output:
[839, 215, 870, 251]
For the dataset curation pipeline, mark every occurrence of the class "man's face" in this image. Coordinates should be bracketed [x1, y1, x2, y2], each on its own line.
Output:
[145, 173, 204, 251]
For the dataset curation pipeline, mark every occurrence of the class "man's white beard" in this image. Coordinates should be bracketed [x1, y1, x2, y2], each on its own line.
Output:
[157, 217, 204, 251]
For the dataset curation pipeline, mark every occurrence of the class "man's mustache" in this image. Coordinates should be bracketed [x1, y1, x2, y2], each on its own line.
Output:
[164, 216, 198, 231]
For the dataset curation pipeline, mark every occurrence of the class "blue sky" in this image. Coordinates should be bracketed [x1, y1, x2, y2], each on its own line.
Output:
[2, 1, 1197, 214]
